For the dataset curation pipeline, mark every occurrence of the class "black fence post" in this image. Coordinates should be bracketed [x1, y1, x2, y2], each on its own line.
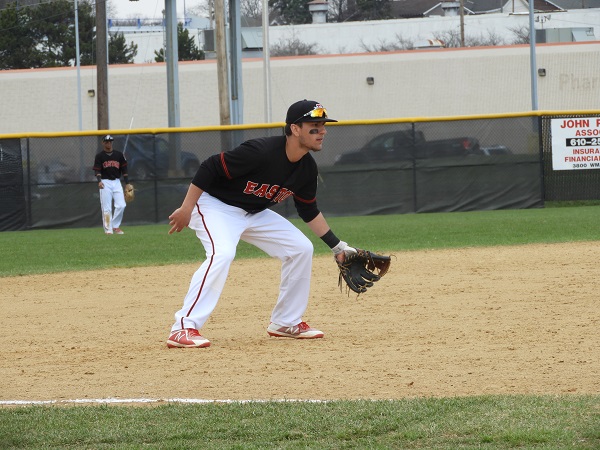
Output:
[411, 122, 418, 213]
[537, 116, 546, 207]
[26, 138, 32, 229]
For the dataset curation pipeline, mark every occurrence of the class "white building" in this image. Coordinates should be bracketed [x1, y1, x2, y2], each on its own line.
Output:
[1, 40, 599, 133]
[109, 7, 599, 64]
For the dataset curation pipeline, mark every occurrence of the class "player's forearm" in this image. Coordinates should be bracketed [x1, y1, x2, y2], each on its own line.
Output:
[307, 213, 343, 249]
[306, 213, 331, 238]
[307, 213, 353, 260]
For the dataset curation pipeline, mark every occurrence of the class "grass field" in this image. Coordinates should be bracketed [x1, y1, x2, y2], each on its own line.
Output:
[1, 397, 599, 448]
[2, 205, 600, 277]
[1, 205, 599, 448]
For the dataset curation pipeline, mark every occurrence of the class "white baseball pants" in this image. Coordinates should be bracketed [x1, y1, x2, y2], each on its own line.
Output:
[100, 179, 126, 229]
[171, 193, 314, 332]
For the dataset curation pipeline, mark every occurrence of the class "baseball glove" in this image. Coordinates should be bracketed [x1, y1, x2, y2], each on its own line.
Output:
[337, 249, 391, 295]
[124, 184, 135, 203]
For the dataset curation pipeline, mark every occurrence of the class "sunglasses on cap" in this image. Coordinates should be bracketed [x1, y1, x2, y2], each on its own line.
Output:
[294, 107, 329, 123]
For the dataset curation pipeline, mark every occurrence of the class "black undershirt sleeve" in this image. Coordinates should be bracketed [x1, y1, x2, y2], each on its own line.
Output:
[295, 200, 320, 223]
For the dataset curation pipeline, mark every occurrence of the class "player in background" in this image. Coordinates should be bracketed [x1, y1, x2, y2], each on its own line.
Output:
[166, 99, 358, 348]
[93, 134, 129, 235]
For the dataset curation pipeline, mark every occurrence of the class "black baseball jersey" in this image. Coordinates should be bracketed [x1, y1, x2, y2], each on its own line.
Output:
[192, 135, 321, 222]
[93, 150, 128, 180]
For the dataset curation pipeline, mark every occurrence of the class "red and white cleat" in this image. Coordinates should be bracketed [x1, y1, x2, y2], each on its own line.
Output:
[167, 328, 211, 348]
[267, 321, 324, 339]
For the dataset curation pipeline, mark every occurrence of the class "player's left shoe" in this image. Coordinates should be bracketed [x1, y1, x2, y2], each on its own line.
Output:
[167, 328, 211, 348]
[113, 228, 124, 234]
[267, 321, 324, 339]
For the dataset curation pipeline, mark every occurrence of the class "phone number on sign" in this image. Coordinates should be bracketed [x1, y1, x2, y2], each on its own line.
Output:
[565, 138, 600, 146]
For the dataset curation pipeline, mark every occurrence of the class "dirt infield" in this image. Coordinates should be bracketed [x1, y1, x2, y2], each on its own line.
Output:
[1, 242, 599, 403]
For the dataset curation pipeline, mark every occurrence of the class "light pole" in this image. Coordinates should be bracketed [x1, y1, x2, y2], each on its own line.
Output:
[528, 0, 538, 110]
[74, 0, 82, 130]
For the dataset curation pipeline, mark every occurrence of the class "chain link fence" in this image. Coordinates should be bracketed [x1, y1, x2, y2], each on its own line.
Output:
[0, 113, 567, 231]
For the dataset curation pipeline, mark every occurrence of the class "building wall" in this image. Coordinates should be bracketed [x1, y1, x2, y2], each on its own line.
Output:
[117, 10, 600, 64]
[0, 41, 599, 134]
[266, 12, 600, 54]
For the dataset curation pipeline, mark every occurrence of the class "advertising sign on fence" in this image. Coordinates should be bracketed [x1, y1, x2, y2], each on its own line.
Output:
[551, 117, 600, 170]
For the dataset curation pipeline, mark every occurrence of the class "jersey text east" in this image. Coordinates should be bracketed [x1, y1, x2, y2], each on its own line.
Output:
[243, 181, 294, 203]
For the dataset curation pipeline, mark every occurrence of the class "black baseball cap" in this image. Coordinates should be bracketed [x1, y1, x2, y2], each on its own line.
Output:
[102, 134, 114, 142]
[285, 100, 338, 125]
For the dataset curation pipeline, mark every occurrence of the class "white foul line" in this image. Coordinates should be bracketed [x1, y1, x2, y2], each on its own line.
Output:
[0, 398, 329, 406]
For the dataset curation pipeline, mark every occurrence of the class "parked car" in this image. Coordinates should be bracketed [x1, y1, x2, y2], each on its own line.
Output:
[37, 161, 78, 184]
[481, 145, 513, 156]
[112, 135, 200, 180]
[0, 142, 22, 186]
[333, 130, 484, 165]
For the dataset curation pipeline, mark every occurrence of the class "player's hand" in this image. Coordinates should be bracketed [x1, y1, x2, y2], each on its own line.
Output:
[331, 241, 357, 263]
[98, 181, 104, 189]
[168, 207, 192, 234]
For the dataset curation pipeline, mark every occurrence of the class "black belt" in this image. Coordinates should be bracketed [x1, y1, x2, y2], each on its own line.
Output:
[244, 208, 265, 215]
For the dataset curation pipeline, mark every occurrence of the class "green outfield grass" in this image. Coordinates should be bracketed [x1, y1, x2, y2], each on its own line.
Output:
[1, 205, 599, 448]
[1, 205, 600, 277]
[1, 396, 598, 448]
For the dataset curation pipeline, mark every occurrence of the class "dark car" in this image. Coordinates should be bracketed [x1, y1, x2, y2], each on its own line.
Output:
[0, 141, 22, 186]
[112, 135, 200, 180]
[334, 130, 483, 165]
[481, 145, 513, 156]
[37, 161, 79, 184]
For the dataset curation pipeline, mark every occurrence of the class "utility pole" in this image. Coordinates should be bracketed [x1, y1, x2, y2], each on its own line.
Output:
[96, 0, 109, 130]
[164, 0, 180, 128]
[459, 0, 465, 47]
[214, 0, 230, 125]
[164, 0, 181, 175]
[229, 0, 242, 124]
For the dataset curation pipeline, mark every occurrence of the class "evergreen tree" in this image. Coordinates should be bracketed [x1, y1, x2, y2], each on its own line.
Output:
[29, 0, 76, 67]
[154, 23, 205, 62]
[0, 0, 137, 69]
[269, 0, 312, 25]
[0, 3, 42, 69]
[353, 0, 392, 21]
[109, 32, 138, 64]
[177, 24, 204, 61]
[77, 0, 98, 66]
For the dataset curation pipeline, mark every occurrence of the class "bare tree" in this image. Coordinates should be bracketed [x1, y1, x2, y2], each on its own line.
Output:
[240, 0, 262, 26]
[431, 29, 506, 48]
[432, 29, 462, 48]
[187, 0, 261, 27]
[465, 30, 506, 47]
[328, 0, 357, 22]
[270, 36, 320, 56]
[187, 0, 214, 20]
[507, 24, 530, 44]
[106, 0, 118, 18]
[360, 33, 414, 52]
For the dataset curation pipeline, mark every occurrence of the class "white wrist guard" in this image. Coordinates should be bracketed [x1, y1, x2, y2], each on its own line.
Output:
[331, 241, 357, 256]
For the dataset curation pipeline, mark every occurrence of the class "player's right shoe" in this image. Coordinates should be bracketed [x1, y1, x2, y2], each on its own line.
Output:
[167, 328, 211, 348]
[267, 321, 324, 339]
